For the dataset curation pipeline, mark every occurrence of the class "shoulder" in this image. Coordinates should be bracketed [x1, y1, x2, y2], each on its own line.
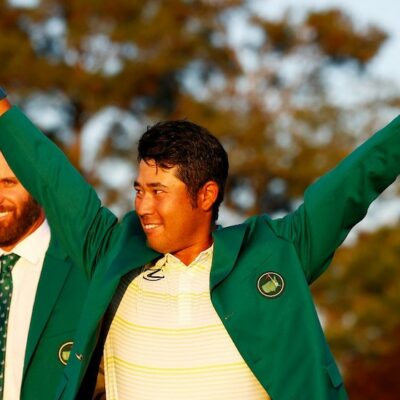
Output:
[215, 214, 283, 246]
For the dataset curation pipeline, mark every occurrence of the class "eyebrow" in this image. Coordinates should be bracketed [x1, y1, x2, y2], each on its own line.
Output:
[133, 181, 168, 189]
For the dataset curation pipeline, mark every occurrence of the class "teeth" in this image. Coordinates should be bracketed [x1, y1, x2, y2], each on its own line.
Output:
[0, 212, 10, 218]
[144, 224, 159, 230]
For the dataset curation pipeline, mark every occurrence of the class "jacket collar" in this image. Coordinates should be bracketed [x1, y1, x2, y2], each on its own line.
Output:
[210, 223, 247, 290]
[23, 238, 70, 378]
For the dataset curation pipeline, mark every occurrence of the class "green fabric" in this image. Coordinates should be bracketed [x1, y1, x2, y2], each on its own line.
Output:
[19, 240, 91, 400]
[0, 253, 20, 399]
[1, 106, 400, 399]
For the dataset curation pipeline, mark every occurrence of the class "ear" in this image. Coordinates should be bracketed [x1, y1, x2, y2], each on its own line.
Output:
[197, 181, 219, 212]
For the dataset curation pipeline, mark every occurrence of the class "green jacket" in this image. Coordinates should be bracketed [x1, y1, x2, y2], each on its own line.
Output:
[1, 107, 400, 400]
[16, 238, 90, 399]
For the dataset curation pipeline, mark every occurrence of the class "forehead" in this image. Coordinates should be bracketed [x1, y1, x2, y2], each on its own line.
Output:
[136, 160, 181, 183]
[0, 153, 16, 178]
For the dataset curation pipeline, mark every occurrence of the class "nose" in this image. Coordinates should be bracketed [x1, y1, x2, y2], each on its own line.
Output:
[135, 192, 155, 216]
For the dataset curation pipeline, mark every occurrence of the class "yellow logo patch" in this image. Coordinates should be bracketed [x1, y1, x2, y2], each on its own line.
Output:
[58, 341, 73, 365]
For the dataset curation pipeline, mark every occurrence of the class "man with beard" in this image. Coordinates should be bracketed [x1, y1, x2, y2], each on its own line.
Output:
[0, 152, 94, 399]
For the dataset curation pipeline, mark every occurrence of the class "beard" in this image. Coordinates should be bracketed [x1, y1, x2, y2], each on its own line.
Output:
[0, 196, 42, 248]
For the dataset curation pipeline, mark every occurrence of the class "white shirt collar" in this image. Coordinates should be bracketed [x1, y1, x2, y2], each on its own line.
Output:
[156, 245, 214, 269]
[0, 219, 51, 265]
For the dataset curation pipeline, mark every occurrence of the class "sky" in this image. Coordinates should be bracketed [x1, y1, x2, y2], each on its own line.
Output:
[256, 0, 400, 83]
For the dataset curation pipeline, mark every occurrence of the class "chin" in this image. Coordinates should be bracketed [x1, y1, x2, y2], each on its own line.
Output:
[146, 239, 169, 254]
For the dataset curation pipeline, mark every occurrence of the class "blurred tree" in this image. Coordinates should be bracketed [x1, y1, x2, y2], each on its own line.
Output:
[0, 1, 395, 213]
[224, 7, 393, 214]
[313, 226, 400, 396]
[0, 0, 245, 209]
[345, 329, 400, 399]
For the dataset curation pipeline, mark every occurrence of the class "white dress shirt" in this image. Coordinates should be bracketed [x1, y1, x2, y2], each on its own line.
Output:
[0, 220, 50, 400]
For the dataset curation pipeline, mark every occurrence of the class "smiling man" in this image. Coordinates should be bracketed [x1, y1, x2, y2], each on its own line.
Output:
[0, 153, 92, 400]
[134, 121, 222, 263]
[102, 122, 269, 399]
[1, 89, 400, 400]
[134, 160, 214, 261]
[0, 158, 43, 249]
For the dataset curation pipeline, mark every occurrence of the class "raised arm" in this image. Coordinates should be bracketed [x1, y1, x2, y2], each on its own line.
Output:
[269, 115, 400, 284]
[0, 93, 118, 278]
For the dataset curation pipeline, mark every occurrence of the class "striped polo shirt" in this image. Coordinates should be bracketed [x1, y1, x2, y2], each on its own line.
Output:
[104, 246, 270, 400]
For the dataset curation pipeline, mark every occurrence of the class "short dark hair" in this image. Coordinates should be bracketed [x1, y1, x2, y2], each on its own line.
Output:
[138, 120, 229, 222]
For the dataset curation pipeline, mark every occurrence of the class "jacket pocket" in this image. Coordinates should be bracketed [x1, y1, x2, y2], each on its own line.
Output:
[325, 361, 343, 388]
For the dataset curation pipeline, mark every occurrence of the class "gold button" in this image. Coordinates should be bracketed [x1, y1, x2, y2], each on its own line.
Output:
[75, 353, 84, 361]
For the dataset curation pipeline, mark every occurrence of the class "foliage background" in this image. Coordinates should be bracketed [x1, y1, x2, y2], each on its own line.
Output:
[1, 0, 400, 397]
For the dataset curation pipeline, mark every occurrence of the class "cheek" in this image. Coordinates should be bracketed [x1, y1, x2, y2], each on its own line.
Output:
[14, 191, 31, 204]
[11, 186, 31, 202]
[172, 206, 196, 228]
[134, 195, 144, 212]
[2, 194, 21, 209]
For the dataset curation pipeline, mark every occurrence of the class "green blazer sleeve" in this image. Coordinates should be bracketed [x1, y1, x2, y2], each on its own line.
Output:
[269, 115, 400, 283]
[0, 107, 118, 278]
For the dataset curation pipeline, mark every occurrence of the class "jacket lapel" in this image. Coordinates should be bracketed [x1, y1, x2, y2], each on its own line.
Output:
[68, 213, 160, 360]
[81, 232, 158, 337]
[210, 223, 247, 290]
[23, 240, 71, 377]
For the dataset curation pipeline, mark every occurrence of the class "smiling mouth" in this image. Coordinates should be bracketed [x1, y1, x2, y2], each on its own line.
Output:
[0, 211, 11, 218]
[143, 223, 161, 231]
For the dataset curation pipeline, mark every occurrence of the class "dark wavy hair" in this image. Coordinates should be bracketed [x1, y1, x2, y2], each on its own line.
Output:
[138, 120, 229, 222]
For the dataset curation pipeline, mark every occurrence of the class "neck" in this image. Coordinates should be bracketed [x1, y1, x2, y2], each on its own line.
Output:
[171, 236, 213, 266]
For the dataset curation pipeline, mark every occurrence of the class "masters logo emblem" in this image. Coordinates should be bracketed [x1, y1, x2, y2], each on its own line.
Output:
[58, 341, 73, 365]
[257, 272, 285, 298]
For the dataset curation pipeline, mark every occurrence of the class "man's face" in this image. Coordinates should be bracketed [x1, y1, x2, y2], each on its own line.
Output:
[0, 153, 42, 249]
[134, 160, 212, 264]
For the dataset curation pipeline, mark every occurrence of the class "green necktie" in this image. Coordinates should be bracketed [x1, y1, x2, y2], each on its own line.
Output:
[0, 253, 20, 398]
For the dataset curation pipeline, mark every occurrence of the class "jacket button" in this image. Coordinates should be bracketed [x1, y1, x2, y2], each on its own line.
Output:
[75, 353, 84, 361]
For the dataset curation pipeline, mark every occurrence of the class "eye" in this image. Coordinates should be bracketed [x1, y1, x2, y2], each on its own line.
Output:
[134, 187, 143, 196]
[2, 178, 17, 188]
